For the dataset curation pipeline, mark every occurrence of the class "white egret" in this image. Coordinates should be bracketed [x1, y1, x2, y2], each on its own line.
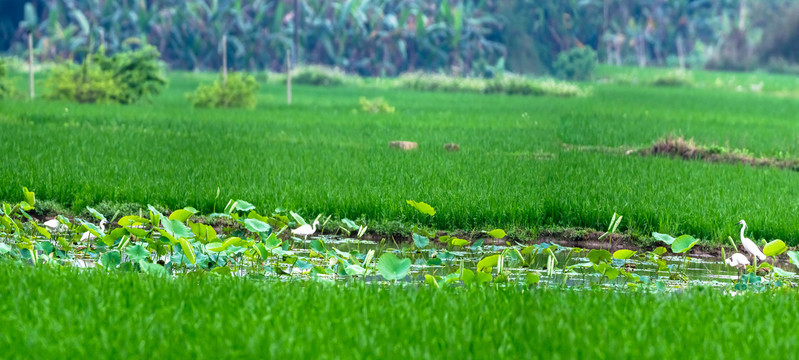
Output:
[42, 218, 68, 233]
[80, 220, 107, 243]
[726, 252, 751, 280]
[725, 253, 750, 270]
[737, 220, 766, 261]
[292, 220, 319, 240]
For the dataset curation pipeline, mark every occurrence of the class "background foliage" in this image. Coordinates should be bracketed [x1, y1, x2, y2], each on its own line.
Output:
[2, 0, 798, 75]
[0, 59, 12, 98]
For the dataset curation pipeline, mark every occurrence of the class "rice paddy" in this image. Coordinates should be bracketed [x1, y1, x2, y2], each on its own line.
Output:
[3, 68, 799, 244]
[1, 261, 799, 359]
[4, 66, 799, 358]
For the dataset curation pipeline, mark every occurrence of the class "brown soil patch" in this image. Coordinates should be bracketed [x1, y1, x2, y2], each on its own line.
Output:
[373, 227, 728, 259]
[638, 135, 799, 171]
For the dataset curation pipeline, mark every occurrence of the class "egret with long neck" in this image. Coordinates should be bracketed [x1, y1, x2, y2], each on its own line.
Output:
[737, 220, 766, 262]
[292, 220, 319, 240]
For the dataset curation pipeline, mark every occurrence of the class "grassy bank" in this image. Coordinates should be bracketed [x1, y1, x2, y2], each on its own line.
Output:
[0, 262, 795, 359]
[3, 70, 799, 243]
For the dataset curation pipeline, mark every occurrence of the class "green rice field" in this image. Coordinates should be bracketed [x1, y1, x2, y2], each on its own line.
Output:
[5, 66, 799, 359]
[1, 261, 797, 359]
[3, 67, 799, 244]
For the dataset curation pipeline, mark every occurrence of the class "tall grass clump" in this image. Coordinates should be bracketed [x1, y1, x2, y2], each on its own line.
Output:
[397, 72, 586, 97]
[651, 69, 693, 87]
[188, 72, 258, 109]
[359, 96, 395, 113]
[397, 72, 485, 93]
[292, 65, 350, 86]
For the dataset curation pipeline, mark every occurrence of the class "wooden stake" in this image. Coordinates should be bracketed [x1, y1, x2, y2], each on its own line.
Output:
[28, 32, 34, 100]
[286, 52, 292, 105]
[221, 34, 228, 85]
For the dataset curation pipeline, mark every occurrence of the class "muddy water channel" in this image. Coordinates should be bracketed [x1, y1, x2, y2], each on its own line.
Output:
[288, 236, 758, 289]
[12, 232, 793, 291]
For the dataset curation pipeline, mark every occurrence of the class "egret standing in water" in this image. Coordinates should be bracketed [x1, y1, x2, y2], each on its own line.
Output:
[725, 252, 751, 280]
[292, 220, 319, 240]
[726, 253, 750, 269]
[80, 220, 107, 243]
[737, 220, 766, 262]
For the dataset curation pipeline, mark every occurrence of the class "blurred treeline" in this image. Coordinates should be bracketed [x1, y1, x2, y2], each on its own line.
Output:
[1, 0, 798, 76]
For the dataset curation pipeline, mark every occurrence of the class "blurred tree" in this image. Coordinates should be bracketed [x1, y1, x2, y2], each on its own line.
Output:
[0, 0, 792, 75]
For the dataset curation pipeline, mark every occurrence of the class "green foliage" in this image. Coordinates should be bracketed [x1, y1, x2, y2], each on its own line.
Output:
[188, 72, 258, 109]
[93, 45, 167, 104]
[376, 252, 411, 281]
[398, 72, 587, 97]
[553, 47, 597, 81]
[359, 97, 395, 114]
[763, 57, 799, 75]
[671, 235, 699, 254]
[45, 46, 165, 104]
[406, 200, 435, 217]
[651, 70, 693, 87]
[46, 62, 120, 103]
[0, 60, 12, 99]
[763, 240, 787, 257]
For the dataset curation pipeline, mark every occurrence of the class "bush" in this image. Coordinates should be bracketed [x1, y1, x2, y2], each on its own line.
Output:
[359, 97, 395, 114]
[292, 65, 347, 86]
[553, 47, 597, 81]
[188, 72, 258, 109]
[93, 45, 167, 104]
[45, 45, 166, 104]
[46, 63, 120, 103]
[0, 60, 13, 99]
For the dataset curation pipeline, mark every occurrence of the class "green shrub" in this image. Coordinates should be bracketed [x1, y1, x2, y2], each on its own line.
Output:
[359, 97, 395, 114]
[292, 65, 347, 86]
[188, 72, 258, 109]
[553, 47, 597, 81]
[46, 63, 120, 103]
[0, 60, 12, 99]
[45, 45, 165, 104]
[93, 45, 167, 104]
